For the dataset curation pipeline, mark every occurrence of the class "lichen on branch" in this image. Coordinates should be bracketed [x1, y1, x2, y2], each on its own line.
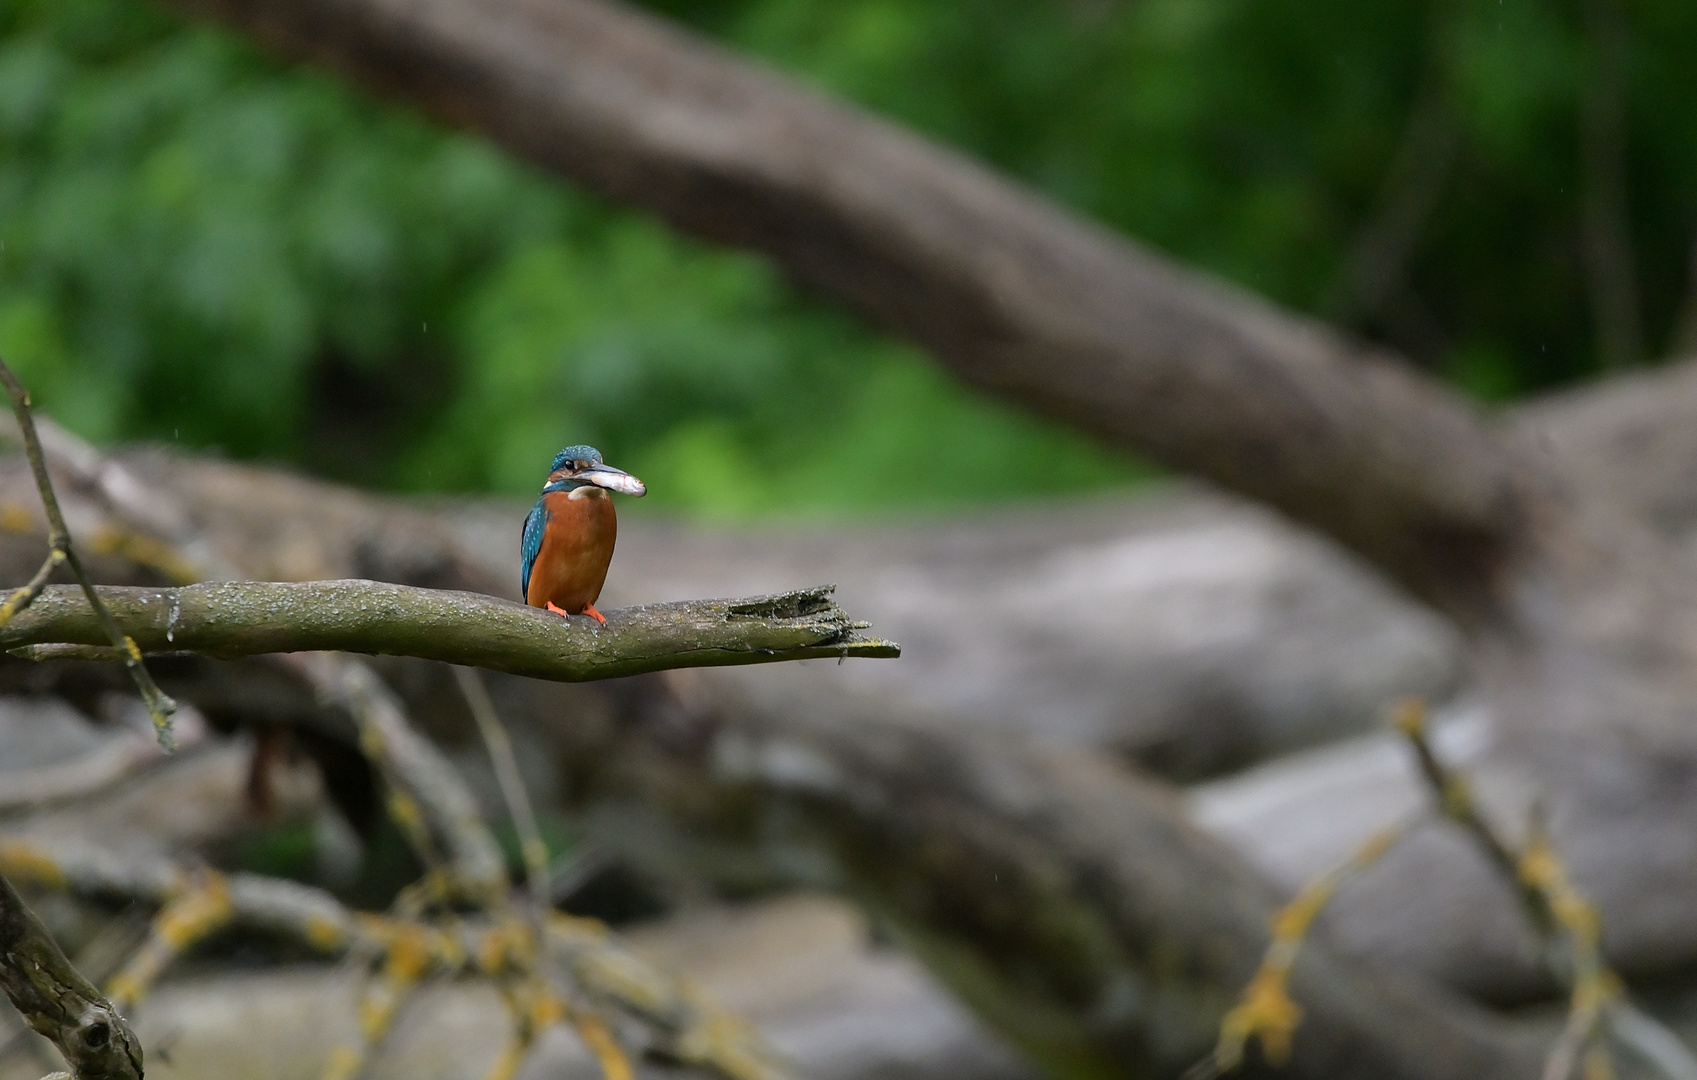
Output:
[0, 581, 899, 681]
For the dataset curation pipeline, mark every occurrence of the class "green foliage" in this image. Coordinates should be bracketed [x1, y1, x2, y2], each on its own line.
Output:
[667, 0, 1697, 385]
[0, 0, 1140, 512]
[0, 0, 564, 466]
[1, 0, 1694, 514]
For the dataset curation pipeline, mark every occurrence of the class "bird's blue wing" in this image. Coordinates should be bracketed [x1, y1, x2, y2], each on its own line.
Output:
[520, 499, 548, 601]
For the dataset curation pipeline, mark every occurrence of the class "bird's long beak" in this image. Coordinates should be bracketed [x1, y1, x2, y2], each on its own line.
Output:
[578, 463, 646, 496]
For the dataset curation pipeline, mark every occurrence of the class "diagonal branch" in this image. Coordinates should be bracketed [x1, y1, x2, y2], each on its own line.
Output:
[0, 872, 143, 1080]
[456, 665, 552, 906]
[0, 581, 897, 679]
[154, 0, 1532, 620]
[291, 651, 511, 905]
[0, 359, 178, 746]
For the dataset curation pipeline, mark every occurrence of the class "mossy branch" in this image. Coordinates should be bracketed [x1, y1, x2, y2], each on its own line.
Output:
[0, 581, 898, 680]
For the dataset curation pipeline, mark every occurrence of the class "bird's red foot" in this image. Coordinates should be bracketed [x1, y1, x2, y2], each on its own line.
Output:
[582, 603, 608, 626]
[544, 601, 569, 617]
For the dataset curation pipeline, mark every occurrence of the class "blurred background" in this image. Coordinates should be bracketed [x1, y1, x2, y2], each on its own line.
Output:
[5, 2, 1697, 1078]
[2, 0, 1694, 513]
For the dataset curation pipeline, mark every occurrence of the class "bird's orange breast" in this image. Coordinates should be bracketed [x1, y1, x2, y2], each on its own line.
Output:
[525, 487, 618, 614]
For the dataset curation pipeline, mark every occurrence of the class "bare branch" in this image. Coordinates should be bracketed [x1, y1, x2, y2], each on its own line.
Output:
[290, 651, 509, 905]
[0, 399, 820, 1078]
[320, 922, 435, 1080]
[0, 359, 177, 745]
[1394, 700, 1697, 1080]
[0, 550, 66, 627]
[0, 581, 898, 679]
[0, 872, 142, 1080]
[104, 869, 235, 1013]
[0, 838, 794, 1080]
[0, 708, 207, 813]
[456, 666, 551, 905]
[1613, 1002, 1697, 1080]
[576, 674, 1546, 1079]
[1191, 818, 1419, 1077]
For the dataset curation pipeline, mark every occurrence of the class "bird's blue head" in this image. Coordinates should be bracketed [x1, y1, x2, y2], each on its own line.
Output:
[550, 445, 601, 474]
[542, 445, 646, 497]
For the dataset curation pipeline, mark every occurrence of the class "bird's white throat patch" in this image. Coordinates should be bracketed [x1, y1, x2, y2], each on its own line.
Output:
[567, 485, 608, 501]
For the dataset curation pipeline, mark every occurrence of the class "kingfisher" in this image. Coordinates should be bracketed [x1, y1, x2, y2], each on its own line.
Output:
[520, 445, 646, 625]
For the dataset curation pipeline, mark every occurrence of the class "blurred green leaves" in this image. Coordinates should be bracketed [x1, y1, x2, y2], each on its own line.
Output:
[0, 0, 1142, 513]
[669, 0, 1697, 381]
[1, 0, 1695, 515]
[0, 0, 562, 459]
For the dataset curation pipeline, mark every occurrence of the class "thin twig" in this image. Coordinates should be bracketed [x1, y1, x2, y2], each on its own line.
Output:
[456, 666, 551, 907]
[104, 869, 235, 1011]
[1394, 699, 1697, 1080]
[1185, 818, 1418, 1077]
[568, 1011, 636, 1080]
[0, 549, 65, 626]
[0, 707, 207, 813]
[291, 653, 509, 906]
[1393, 700, 1551, 937]
[1522, 818, 1617, 1080]
[320, 921, 445, 1080]
[1613, 1002, 1697, 1080]
[0, 837, 795, 1080]
[0, 357, 177, 748]
[1543, 1003, 1599, 1080]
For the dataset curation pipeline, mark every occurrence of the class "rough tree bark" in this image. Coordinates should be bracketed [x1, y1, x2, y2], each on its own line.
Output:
[0, 872, 143, 1080]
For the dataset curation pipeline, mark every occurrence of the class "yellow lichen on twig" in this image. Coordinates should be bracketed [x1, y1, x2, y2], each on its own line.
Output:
[0, 838, 68, 890]
[319, 919, 454, 1080]
[1519, 827, 1620, 1080]
[572, 1012, 637, 1080]
[1188, 820, 1415, 1077]
[105, 869, 234, 1010]
[1391, 698, 1697, 1080]
[85, 523, 203, 586]
[0, 357, 178, 746]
